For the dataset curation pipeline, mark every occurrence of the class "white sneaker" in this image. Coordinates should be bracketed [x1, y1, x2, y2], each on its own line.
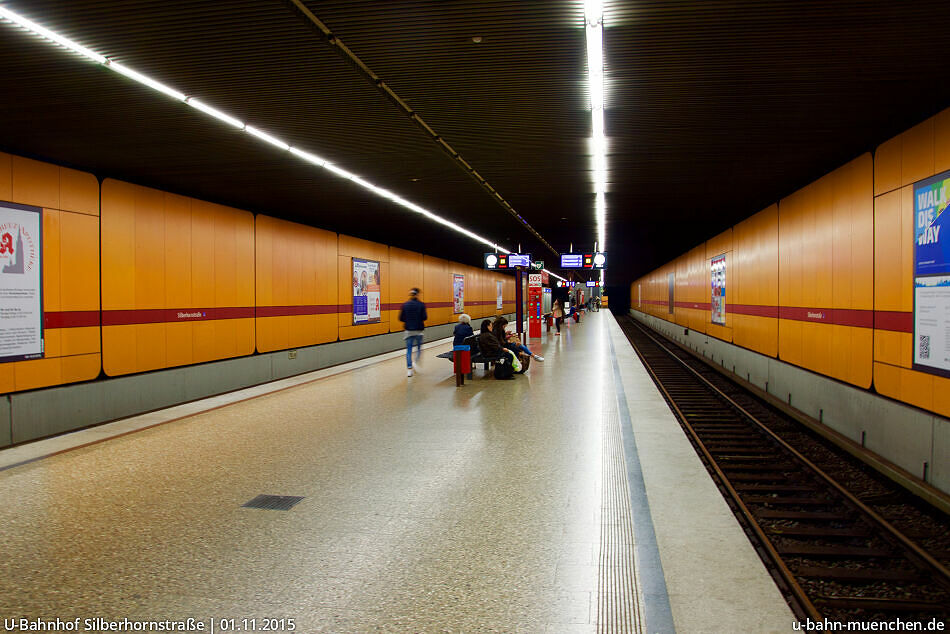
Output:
[407, 368, 413, 377]
[533, 354, 545, 361]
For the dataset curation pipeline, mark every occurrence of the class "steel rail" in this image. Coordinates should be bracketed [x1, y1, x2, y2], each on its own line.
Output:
[619, 318, 822, 621]
[623, 318, 950, 589]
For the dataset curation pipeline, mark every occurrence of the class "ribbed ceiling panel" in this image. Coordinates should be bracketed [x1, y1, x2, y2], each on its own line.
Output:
[1, 1, 949, 282]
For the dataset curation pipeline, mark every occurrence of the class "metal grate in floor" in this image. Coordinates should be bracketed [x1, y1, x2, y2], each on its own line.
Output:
[242, 494, 304, 511]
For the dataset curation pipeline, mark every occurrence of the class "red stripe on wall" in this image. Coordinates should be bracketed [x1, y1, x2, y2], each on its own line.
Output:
[778, 306, 873, 328]
[729, 304, 779, 318]
[102, 307, 255, 326]
[44, 310, 100, 328]
[674, 301, 711, 310]
[256, 305, 339, 317]
[874, 311, 913, 333]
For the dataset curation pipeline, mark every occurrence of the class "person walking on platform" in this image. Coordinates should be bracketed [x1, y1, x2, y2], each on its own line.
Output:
[399, 287, 427, 377]
[552, 299, 564, 335]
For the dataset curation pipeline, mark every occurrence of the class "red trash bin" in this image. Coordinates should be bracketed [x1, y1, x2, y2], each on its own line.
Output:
[453, 345, 472, 386]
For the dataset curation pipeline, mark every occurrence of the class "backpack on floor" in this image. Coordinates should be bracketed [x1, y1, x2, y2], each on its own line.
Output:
[493, 355, 514, 379]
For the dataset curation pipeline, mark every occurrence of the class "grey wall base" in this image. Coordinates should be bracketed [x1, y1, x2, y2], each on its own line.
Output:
[629, 309, 950, 498]
[2, 317, 511, 448]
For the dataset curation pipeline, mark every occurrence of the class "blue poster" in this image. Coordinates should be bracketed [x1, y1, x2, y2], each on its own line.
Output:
[913, 169, 950, 375]
[914, 171, 950, 276]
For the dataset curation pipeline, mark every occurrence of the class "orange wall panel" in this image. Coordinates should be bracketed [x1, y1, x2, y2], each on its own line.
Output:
[872, 107, 950, 416]
[388, 247, 424, 333]
[337, 234, 390, 341]
[0, 153, 100, 394]
[256, 215, 338, 352]
[778, 155, 872, 388]
[101, 179, 254, 376]
[733, 205, 778, 357]
[421, 256, 450, 326]
[705, 228, 734, 342]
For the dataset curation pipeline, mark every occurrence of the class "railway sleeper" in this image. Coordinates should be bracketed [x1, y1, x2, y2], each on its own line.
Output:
[816, 596, 948, 614]
[794, 566, 921, 582]
[776, 544, 894, 558]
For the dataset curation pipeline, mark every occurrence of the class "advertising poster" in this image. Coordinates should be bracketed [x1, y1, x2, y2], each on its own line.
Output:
[710, 254, 726, 325]
[352, 258, 381, 325]
[0, 202, 43, 363]
[496, 280, 503, 310]
[668, 273, 675, 314]
[913, 169, 950, 376]
[453, 274, 465, 314]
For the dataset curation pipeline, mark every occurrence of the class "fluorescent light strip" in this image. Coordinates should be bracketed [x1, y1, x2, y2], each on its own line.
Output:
[0, 5, 514, 255]
[585, 0, 607, 279]
[0, 6, 106, 63]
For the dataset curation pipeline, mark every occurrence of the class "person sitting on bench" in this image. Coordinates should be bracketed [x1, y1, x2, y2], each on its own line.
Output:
[478, 320, 504, 359]
[492, 316, 544, 362]
[453, 313, 474, 346]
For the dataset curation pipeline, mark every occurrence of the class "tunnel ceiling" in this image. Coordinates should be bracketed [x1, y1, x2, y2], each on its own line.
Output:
[2, 1, 950, 290]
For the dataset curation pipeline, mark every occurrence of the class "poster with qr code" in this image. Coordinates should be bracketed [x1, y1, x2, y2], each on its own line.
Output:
[913, 169, 950, 375]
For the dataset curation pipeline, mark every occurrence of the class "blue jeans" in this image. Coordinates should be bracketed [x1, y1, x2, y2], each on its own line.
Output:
[405, 334, 423, 368]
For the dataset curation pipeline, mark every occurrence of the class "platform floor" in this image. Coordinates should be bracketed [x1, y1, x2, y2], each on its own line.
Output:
[0, 312, 794, 632]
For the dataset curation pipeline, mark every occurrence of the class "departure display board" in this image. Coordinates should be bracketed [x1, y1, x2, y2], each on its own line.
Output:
[560, 252, 607, 269]
[485, 253, 531, 269]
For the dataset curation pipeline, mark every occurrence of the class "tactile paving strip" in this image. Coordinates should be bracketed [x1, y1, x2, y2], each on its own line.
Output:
[241, 494, 304, 510]
[598, 377, 647, 633]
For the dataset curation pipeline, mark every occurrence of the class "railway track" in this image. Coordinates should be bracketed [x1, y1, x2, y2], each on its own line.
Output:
[617, 316, 950, 624]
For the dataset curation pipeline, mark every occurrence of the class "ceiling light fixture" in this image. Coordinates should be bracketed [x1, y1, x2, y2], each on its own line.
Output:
[584, 0, 607, 278]
[0, 5, 511, 254]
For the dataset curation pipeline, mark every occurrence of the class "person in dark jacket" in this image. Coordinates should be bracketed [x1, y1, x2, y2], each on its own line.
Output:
[493, 316, 543, 362]
[477, 320, 504, 357]
[453, 313, 474, 346]
[399, 288, 427, 377]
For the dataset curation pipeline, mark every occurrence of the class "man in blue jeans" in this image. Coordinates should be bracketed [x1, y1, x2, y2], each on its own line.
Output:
[399, 288, 428, 377]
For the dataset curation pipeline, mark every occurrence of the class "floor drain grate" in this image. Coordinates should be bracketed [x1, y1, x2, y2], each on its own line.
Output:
[242, 494, 304, 511]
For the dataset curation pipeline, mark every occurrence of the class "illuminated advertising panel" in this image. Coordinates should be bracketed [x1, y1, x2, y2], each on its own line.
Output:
[352, 257, 381, 325]
[913, 169, 950, 376]
[0, 201, 43, 362]
[711, 254, 726, 325]
[453, 274, 465, 314]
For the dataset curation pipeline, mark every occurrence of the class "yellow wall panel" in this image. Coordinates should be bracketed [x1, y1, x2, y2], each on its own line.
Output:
[60, 354, 101, 386]
[255, 215, 338, 352]
[900, 117, 934, 188]
[102, 180, 254, 376]
[11, 156, 60, 209]
[14, 357, 63, 393]
[871, 108, 950, 412]
[0, 152, 11, 200]
[778, 155, 872, 387]
[2, 154, 101, 394]
[59, 168, 99, 217]
[733, 205, 778, 356]
[59, 211, 99, 312]
[388, 247, 424, 333]
[337, 234, 390, 341]
[60, 327, 99, 357]
[875, 136, 902, 196]
[423, 256, 451, 327]
[873, 190, 903, 312]
[935, 108, 950, 175]
[42, 208, 62, 313]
